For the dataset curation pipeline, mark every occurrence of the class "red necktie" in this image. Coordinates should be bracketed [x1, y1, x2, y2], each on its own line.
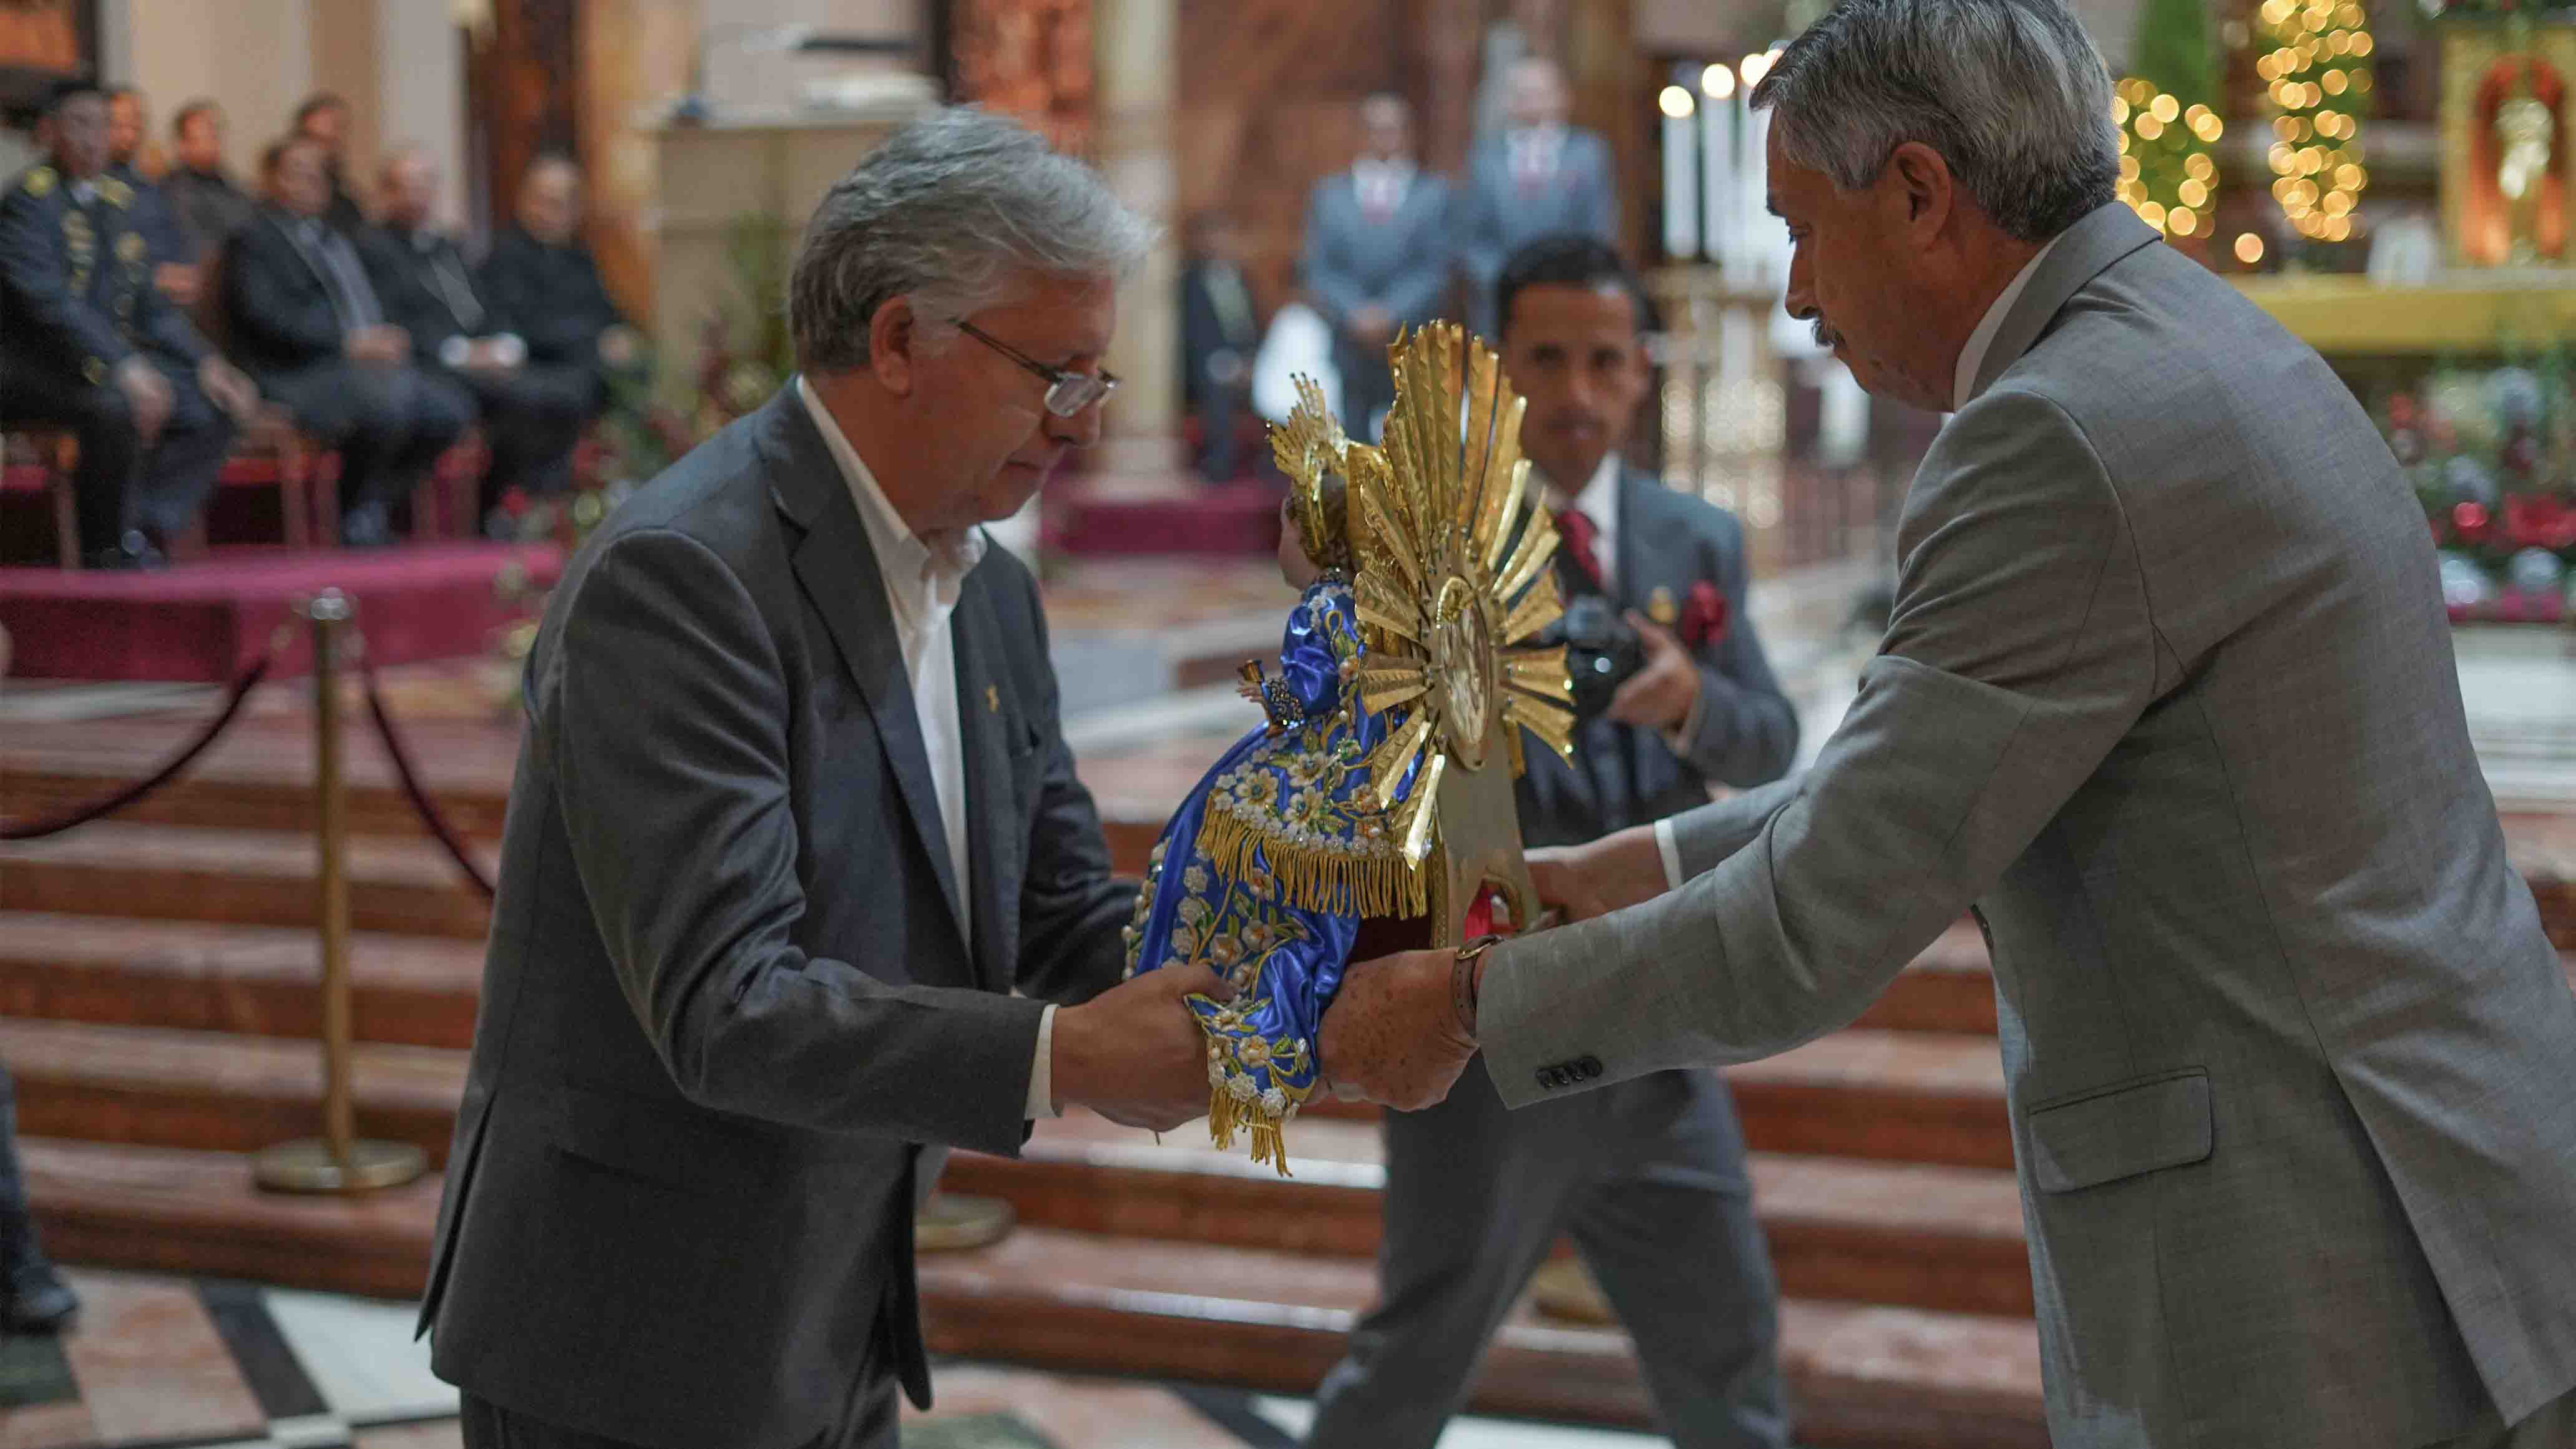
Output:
[1554, 507, 1606, 592]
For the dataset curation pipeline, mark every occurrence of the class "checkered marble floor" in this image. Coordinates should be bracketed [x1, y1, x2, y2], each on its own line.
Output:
[0, 1270, 1668, 1449]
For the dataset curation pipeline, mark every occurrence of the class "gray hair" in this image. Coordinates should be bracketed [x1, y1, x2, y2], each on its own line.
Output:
[1750, 0, 2118, 243]
[789, 106, 1153, 373]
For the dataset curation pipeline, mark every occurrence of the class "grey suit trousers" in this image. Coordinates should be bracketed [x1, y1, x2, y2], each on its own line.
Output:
[1304, 1060, 1788, 1448]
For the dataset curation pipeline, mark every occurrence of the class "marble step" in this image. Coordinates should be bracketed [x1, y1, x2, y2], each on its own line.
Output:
[0, 822, 494, 939]
[0, 909, 2002, 1056]
[0, 1015, 2008, 1181]
[949, 1110, 2034, 1317]
[16, 1136, 2046, 1448]
[0, 913, 486, 1049]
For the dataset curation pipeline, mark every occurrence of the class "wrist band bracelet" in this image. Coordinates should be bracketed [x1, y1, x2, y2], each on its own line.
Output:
[1451, 934, 1506, 1040]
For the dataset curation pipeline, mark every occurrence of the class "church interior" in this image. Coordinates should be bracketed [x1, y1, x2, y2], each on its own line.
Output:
[2, 0, 2575, 1445]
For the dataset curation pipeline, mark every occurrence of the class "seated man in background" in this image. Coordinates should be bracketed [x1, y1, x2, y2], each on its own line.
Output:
[162, 99, 254, 261]
[474, 155, 637, 523]
[360, 147, 593, 531]
[0, 79, 255, 568]
[293, 92, 367, 232]
[102, 85, 193, 307]
[222, 135, 470, 547]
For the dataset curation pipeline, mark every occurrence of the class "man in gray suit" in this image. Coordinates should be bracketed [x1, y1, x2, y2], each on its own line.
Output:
[1302, 93, 1453, 438]
[1305, 235, 1795, 1449]
[419, 109, 1224, 1449]
[1320, 4, 2576, 1447]
[1461, 56, 1616, 334]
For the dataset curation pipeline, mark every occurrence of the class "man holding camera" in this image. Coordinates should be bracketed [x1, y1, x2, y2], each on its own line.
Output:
[1305, 236, 1798, 1448]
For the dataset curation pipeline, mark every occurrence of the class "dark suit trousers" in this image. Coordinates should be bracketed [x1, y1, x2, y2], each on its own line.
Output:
[461, 1371, 895, 1449]
[260, 359, 472, 514]
[455, 363, 600, 511]
[1304, 1061, 1789, 1449]
[0, 355, 235, 552]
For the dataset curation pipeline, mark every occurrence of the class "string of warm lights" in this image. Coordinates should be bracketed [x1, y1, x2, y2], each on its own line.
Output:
[2113, 76, 2225, 242]
[2255, 0, 2375, 245]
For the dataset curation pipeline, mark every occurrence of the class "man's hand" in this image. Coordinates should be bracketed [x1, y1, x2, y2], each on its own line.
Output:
[112, 356, 173, 441]
[1050, 966, 1237, 1131]
[598, 323, 642, 369]
[1318, 948, 1475, 1111]
[197, 355, 258, 421]
[1527, 824, 1671, 924]
[1606, 612, 1702, 732]
[346, 324, 408, 364]
[154, 261, 200, 309]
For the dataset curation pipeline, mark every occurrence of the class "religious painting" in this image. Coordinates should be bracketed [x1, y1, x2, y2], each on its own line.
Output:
[2441, 21, 2575, 266]
[0, 0, 97, 125]
[948, 0, 1092, 154]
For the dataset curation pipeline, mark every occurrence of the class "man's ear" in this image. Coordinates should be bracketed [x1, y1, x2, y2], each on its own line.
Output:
[1885, 141, 1956, 243]
[869, 296, 919, 398]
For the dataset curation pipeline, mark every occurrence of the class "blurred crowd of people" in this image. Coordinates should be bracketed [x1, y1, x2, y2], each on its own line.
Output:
[1181, 56, 1619, 482]
[1, 79, 640, 567]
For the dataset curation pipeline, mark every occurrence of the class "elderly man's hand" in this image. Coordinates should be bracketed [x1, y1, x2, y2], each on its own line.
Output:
[1528, 824, 1670, 924]
[1050, 965, 1236, 1131]
[1319, 947, 1475, 1111]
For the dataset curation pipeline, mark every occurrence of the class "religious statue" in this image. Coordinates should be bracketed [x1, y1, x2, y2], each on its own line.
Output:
[2497, 82, 2557, 263]
[1120, 326, 1577, 1173]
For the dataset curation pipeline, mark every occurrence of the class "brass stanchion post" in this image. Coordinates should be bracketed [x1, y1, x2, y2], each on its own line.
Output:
[255, 590, 429, 1194]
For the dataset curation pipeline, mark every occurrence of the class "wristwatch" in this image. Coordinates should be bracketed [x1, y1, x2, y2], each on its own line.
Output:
[1451, 934, 1507, 1040]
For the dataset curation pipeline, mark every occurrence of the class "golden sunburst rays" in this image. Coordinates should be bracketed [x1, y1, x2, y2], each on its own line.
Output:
[1272, 375, 1348, 554]
[1352, 323, 1578, 867]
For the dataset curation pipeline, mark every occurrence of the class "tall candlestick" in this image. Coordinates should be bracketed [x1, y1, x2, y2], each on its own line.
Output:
[1660, 84, 1700, 261]
[1700, 61, 1738, 281]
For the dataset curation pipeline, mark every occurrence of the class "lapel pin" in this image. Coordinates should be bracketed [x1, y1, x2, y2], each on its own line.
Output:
[986, 684, 1000, 713]
[1647, 586, 1679, 627]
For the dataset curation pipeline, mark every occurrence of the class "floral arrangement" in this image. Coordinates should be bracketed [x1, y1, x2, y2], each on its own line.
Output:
[2393, 357, 2576, 622]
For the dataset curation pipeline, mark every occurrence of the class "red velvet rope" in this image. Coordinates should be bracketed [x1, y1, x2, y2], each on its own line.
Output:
[1, 650, 276, 841]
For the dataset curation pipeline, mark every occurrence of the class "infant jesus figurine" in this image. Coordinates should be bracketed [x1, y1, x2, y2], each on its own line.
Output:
[1118, 401, 1427, 1173]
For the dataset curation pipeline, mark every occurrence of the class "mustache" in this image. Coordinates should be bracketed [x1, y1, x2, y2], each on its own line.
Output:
[1812, 317, 1845, 349]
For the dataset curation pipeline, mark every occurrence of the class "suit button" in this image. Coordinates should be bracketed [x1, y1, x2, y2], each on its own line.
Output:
[1537, 1067, 1563, 1090]
[1576, 1056, 1603, 1079]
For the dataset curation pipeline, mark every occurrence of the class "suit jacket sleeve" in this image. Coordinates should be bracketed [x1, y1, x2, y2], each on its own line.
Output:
[1300, 185, 1364, 327]
[1004, 563, 1140, 1008]
[1460, 151, 1504, 290]
[135, 250, 210, 365]
[1480, 389, 2157, 1104]
[544, 526, 1046, 1156]
[0, 190, 136, 375]
[1676, 510, 1799, 788]
[1379, 182, 1453, 324]
[1581, 134, 1618, 242]
[223, 226, 344, 363]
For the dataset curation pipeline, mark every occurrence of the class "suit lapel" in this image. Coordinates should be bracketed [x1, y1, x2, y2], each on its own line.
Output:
[760, 390, 970, 947]
[949, 579, 1021, 994]
[1969, 203, 2160, 404]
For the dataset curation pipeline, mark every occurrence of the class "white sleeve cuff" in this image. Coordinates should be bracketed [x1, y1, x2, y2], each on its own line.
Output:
[1656, 817, 1686, 893]
[1026, 1003, 1060, 1120]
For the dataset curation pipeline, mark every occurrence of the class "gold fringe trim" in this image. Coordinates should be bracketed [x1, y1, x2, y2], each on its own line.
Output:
[1207, 1084, 1296, 1177]
[1198, 806, 1430, 920]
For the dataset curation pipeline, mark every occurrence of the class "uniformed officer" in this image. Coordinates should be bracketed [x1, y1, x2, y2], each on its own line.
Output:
[0, 77, 256, 568]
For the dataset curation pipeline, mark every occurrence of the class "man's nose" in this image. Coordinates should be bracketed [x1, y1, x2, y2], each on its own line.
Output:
[1048, 399, 1103, 449]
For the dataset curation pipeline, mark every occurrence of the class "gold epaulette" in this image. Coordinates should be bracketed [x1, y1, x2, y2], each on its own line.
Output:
[21, 166, 56, 198]
[96, 176, 132, 208]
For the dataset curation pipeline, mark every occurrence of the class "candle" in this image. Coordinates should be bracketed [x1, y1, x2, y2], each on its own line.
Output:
[1700, 62, 1737, 281]
[1660, 84, 1700, 260]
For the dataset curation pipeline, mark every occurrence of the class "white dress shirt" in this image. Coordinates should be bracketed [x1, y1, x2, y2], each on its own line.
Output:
[794, 379, 1061, 1119]
[1352, 159, 1416, 218]
[1543, 452, 1622, 592]
[1649, 235, 2070, 892]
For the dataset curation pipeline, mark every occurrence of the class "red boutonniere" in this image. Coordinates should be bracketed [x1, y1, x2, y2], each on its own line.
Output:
[1677, 580, 1728, 648]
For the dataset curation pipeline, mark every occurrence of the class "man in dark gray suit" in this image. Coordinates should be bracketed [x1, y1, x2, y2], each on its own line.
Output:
[1305, 237, 1794, 1449]
[1461, 56, 1616, 334]
[1321, 4, 2576, 1447]
[419, 108, 1224, 1449]
[1301, 93, 1452, 439]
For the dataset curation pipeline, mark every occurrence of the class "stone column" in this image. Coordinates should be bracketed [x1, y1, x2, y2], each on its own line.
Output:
[1088, 0, 1183, 479]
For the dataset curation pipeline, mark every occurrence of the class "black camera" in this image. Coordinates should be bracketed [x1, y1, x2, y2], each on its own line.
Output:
[1546, 593, 1645, 722]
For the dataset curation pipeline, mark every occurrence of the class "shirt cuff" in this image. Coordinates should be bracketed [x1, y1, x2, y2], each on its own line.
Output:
[1656, 817, 1686, 893]
[1025, 1003, 1060, 1120]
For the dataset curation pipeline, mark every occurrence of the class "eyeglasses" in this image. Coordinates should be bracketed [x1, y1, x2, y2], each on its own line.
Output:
[955, 320, 1120, 419]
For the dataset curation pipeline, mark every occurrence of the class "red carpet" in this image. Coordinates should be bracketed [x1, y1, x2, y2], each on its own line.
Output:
[1046, 478, 1282, 557]
[0, 543, 564, 683]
